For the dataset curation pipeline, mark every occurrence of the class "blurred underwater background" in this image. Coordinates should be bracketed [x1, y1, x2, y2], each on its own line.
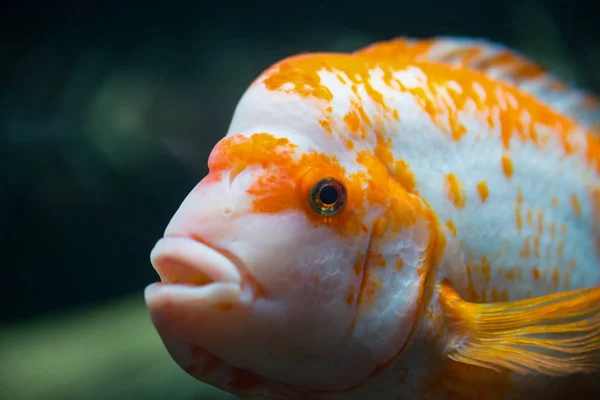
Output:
[1, 1, 599, 399]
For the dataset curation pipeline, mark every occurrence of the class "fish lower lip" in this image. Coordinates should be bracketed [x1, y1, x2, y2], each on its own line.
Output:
[150, 236, 241, 286]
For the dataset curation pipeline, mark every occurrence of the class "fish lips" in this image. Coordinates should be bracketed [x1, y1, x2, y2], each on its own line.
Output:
[145, 236, 245, 307]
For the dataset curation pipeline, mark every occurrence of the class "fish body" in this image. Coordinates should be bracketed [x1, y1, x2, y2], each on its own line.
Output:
[145, 37, 600, 399]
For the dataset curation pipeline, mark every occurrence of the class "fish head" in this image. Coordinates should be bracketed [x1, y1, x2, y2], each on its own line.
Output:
[145, 130, 439, 395]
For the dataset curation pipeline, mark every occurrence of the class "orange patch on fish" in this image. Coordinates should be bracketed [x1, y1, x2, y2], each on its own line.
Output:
[319, 118, 332, 134]
[359, 273, 383, 307]
[374, 130, 395, 166]
[395, 257, 404, 271]
[571, 194, 582, 216]
[536, 211, 544, 234]
[476, 181, 489, 202]
[353, 253, 365, 276]
[445, 173, 466, 208]
[552, 266, 560, 288]
[526, 209, 533, 225]
[367, 252, 388, 268]
[208, 132, 297, 173]
[445, 220, 457, 236]
[466, 254, 492, 286]
[258, 43, 598, 175]
[520, 238, 531, 259]
[557, 243, 565, 261]
[501, 155, 514, 179]
[392, 159, 417, 193]
[515, 190, 523, 232]
[480, 255, 492, 283]
[356, 150, 431, 237]
[344, 110, 361, 133]
[261, 56, 334, 102]
[346, 284, 355, 305]
[211, 133, 410, 237]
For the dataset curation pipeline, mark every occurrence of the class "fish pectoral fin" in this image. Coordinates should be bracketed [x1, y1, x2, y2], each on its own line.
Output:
[438, 280, 600, 376]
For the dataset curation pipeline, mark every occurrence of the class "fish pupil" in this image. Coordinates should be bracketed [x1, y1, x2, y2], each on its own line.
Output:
[309, 177, 346, 215]
[319, 185, 338, 205]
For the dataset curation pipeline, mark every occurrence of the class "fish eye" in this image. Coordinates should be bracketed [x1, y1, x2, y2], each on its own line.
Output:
[309, 177, 346, 215]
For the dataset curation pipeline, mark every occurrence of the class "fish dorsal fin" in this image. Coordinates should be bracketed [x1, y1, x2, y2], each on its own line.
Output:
[357, 36, 600, 131]
[438, 280, 600, 376]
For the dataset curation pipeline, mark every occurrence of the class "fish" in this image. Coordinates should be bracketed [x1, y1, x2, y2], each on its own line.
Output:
[144, 36, 600, 399]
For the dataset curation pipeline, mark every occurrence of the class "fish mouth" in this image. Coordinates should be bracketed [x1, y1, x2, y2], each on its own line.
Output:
[145, 235, 247, 308]
[149, 235, 242, 287]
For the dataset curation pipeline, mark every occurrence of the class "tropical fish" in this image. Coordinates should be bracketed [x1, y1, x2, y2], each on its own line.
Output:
[145, 37, 600, 399]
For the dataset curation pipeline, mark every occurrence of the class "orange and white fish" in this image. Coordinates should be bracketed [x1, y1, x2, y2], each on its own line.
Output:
[145, 37, 600, 399]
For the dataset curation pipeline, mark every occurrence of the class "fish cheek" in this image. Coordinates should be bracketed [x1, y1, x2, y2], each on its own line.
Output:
[348, 182, 440, 367]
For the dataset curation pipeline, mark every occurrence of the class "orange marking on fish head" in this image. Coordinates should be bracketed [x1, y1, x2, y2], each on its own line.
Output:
[355, 150, 429, 238]
[261, 55, 333, 102]
[366, 252, 388, 268]
[395, 257, 404, 271]
[344, 109, 361, 134]
[354, 252, 365, 276]
[445, 173, 466, 209]
[358, 273, 383, 307]
[374, 130, 395, 166]
[318, 118, 332, 134]
[259, 53, 393, 117]
[211, 133, 368, 238]
[346, 284, 356, 305]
